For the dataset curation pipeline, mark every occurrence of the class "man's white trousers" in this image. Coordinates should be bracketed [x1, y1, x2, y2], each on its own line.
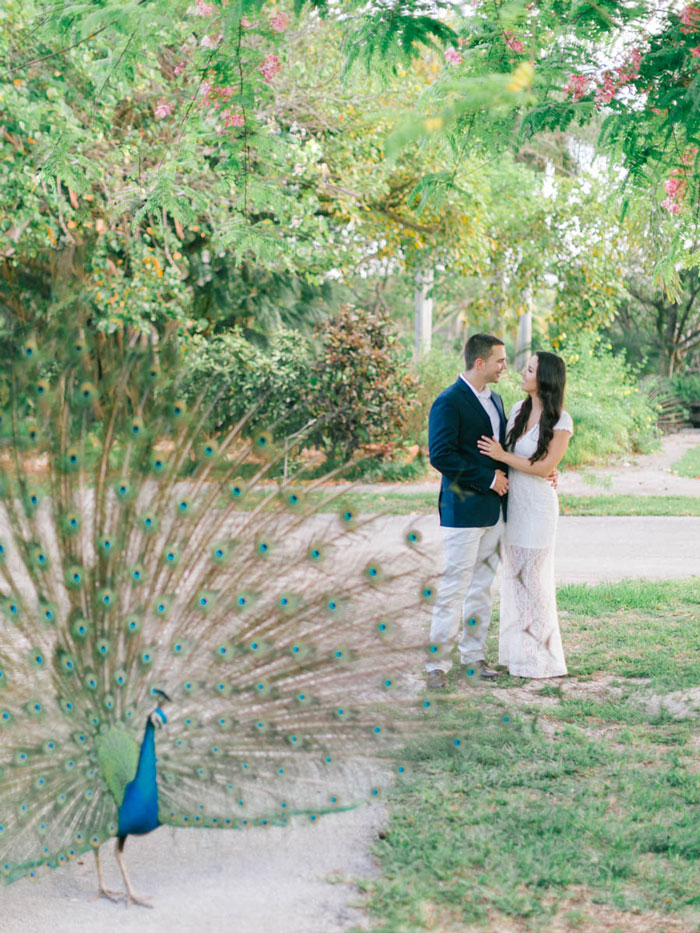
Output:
[425, 517, 504, 673]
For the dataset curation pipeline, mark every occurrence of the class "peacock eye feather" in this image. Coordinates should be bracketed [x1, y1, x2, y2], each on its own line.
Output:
[3, 598, 21, 621]
[98, 589, 115, 609]
[130, 565, 145, 585]
[63, 448, 81, 472]
[363, 561, 384, 584]
[94, 638, 111, 659]
[28, 649, 45, 669]
[32, 548, 49, 569]
[114, 479, 134, 501]
[65, 566, 84, 590]
[77, 382, 97, 406]
[62, 512, 81, 535]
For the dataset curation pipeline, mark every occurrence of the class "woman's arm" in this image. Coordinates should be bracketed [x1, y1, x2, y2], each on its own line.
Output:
[477, 430, 571, 478]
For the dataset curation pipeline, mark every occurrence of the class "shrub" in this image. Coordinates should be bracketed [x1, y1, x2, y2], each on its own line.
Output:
[402, 347, 464, 450]
[180, 328, 314, 439]
[553, 335, 660, 466]
[308, 305, 419, 462]
[670, 372, 700, 404]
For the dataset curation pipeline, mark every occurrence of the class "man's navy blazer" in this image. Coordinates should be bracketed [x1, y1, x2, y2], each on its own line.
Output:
[429, 378, 508, 528]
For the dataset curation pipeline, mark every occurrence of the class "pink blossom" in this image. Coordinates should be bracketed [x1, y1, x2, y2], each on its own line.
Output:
[154, 99, 174, 119]
[199, 81, 212, 98]
[444, 47, 463, 65]
[222, 108, 245, 127]
[194, 0, 215, 13]
[661, 197, 682, 215]
[595, 73, 617, 106]
[664, 176, 684, 197]
[681, 4, 700, 33]
[682, 145, 699, 164]
[241, 15, 252, 28]
[174, 60, 187, 76]
[271, 11, 290, 32]
[615, 48, 641, 84]
[503, 31, 524, 53]
[691, 45, 700, 56]
[564, 73, 588, 102]
[200, 33, 222, 48]
[260, 53, 282, 83]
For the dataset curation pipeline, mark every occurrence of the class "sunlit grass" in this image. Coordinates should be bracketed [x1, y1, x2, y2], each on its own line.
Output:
[672, 445, 700, 479]
[365, 579, 700, 931]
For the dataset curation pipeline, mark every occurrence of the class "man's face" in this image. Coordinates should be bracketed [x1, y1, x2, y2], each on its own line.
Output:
[481, 345, 507, 384]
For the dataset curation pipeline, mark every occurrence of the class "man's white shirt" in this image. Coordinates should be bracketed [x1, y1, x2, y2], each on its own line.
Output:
[460, 374, 501, 490]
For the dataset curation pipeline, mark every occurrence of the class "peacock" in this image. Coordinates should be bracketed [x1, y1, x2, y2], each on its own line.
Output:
[0, 324, 437, 906]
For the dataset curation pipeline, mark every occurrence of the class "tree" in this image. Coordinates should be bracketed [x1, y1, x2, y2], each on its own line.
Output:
[616, 268, 700, 376]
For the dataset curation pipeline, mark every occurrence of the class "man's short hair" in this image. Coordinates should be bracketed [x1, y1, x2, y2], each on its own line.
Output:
[464, 333, 505, 369]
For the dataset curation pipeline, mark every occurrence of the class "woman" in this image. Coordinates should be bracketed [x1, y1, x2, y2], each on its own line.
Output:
[477, 351, 573, 679]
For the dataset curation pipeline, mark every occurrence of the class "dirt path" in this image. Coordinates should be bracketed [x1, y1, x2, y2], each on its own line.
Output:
[351, 428, 700, 498]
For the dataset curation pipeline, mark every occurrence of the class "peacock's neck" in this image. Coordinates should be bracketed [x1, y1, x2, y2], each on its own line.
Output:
[137, 720, 157, 783]
[116, 717, 161, 838]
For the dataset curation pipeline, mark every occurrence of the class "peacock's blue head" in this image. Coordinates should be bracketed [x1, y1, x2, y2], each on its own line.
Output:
[149, 707, 168, 728]
[149, 688, 171, 729]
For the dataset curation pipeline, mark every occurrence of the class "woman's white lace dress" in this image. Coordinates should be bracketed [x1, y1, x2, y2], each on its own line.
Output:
[498, 401, 573, 678]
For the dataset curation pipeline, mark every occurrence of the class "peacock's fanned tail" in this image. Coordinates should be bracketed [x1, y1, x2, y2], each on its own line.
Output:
[0, 327, 436, 883]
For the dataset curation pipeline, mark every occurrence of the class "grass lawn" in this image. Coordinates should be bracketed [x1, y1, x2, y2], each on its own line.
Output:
[672, 446, 700, 479]
[364, 579, 700, 932]
[328, 491, 700, 517]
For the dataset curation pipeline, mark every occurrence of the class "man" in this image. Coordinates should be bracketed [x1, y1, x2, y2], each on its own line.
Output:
[426, 333, 508, 689]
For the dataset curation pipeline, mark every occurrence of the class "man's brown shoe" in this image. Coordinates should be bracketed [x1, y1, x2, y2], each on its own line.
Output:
[427, 669, 448, 689]
[461, 661, 498, 680]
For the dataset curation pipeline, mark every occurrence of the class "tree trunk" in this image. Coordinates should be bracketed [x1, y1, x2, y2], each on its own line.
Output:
[514, 288, 532, 371]
[413, 267, 433, 359]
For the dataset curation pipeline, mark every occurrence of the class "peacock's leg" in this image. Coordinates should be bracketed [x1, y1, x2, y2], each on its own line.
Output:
[115, 836, 152, 909]
[91, 847, 124, 903]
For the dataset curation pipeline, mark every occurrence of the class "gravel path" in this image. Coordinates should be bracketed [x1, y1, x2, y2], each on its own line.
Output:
[5, 432, 699, 933]
[350, 428, 700, 498]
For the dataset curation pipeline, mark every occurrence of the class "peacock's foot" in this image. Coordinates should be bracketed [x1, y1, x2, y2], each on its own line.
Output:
[124, 892, 153, 909]
[92, 886, 126, 904]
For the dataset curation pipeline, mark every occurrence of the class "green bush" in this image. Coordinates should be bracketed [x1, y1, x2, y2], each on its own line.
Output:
[181, 310, 418, 465]
[180, 328, 315, 439]
[670, 372, 700, 404]
[402, 347, 463, 450]
[308, 306, 419, 461]
[556, 335, 660, 466]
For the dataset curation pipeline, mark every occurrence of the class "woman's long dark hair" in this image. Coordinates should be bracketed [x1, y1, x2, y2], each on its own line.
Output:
[506, 351, 567, 463]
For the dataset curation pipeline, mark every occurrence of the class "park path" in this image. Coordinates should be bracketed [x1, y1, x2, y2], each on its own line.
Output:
[351, 427, 700, 498]
[4, 467, 699, 932]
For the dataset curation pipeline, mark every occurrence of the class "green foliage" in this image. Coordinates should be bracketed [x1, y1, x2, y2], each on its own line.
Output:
[671, 373, 700, 404]
[308, 306, 419, 461]
[402, 347, 462, 450]
[556, 335, 659, 466]
[180, 328, 315, 439]
[182, 308, 418, 462]
[344, 12, 457, 77]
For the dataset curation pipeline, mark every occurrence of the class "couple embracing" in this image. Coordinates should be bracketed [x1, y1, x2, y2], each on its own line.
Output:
[426, 333, 574, 688]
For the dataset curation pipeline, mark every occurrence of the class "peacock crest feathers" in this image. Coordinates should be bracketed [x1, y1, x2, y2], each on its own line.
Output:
[0, 324, 435, 886]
